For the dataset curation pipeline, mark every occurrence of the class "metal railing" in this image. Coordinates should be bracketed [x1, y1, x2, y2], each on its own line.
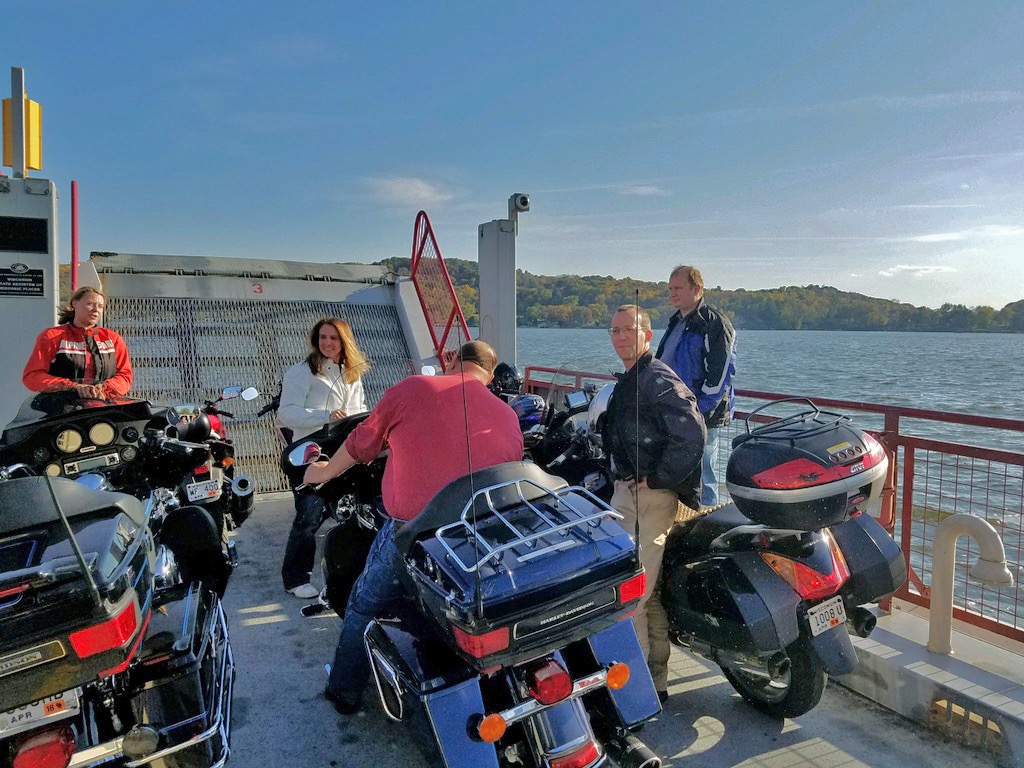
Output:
[523, 366, 1024, 644]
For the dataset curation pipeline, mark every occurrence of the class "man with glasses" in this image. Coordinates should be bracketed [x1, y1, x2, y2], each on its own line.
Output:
[601, 304, 705, 703]
[656, 265, 737, 507]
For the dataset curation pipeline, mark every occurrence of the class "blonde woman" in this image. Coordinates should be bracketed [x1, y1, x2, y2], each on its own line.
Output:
[277, 317, 370, 597]
[23, 285, 133, 400]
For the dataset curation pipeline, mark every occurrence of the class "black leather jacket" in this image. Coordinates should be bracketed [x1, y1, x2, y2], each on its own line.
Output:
[601, 351, 706, 508]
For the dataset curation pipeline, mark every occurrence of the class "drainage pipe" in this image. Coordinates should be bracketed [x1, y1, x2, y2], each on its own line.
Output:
[927, 513, 1014, 654]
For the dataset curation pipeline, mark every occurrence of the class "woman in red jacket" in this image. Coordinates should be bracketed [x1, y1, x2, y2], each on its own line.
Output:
[23, 285, 133, 399]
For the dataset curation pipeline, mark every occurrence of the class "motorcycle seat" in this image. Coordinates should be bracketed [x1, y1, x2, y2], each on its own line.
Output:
[0, 475, 145, 535]
[394, 461, 568, 557]
[671, 502, 754, 555]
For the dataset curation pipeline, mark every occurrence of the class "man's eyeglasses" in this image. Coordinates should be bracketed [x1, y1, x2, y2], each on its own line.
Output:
[607, 327, 640, 336]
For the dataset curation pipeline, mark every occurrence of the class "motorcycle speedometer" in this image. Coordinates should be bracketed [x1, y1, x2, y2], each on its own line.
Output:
[55, 428, 83, 453]
[89, 422, 117, 446]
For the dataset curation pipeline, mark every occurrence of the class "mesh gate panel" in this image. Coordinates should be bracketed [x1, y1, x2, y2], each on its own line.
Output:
[105, 298, 412, 492]
[410, 211, 471, 371]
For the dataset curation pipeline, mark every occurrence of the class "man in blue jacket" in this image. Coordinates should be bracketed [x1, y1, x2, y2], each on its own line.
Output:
[655, 265, 737, 507]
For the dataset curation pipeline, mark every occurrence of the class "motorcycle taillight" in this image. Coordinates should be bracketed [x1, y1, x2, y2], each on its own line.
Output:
[760, 533, 850, 602]
[12, 724, 75, 768]
[750, 458, 846, 490]
[525, 658, 573, 705]
[618, 572, 646, 604]
[452, 624, 509, 658]
[69, 597, 139, 658]
[549, 741, 600, 768]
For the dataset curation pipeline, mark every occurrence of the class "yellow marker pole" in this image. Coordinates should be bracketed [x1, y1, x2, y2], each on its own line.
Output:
[2, 67, 43, 176]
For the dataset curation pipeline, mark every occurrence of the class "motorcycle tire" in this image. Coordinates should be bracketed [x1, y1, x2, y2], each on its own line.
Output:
[322, 519, 377, 615]
[720, 638, 827, 718]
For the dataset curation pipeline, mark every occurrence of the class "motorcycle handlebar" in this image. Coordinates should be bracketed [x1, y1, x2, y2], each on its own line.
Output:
[202, 403, 235, 419]
[151, 435, 210, 460]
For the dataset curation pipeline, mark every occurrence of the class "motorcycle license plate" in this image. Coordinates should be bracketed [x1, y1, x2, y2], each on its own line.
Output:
[0, 689, 80, 739]
[807, 594, 847, 636]
[186, 479, 221, 502]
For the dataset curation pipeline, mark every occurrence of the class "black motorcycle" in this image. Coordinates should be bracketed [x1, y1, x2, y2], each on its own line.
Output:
[158, 386, 259, 594]
[283, 434, 666, 768]
[531, 391, 907, 718]
[0, 391, 242, 767]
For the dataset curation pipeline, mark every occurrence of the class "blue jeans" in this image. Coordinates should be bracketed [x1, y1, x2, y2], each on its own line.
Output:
[701, 427, 721, 506]
[281, 490, 329, 590]
[326, 518, 404, 704]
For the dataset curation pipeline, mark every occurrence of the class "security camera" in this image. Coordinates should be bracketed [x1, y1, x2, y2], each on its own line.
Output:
[512, 193, 530, 212]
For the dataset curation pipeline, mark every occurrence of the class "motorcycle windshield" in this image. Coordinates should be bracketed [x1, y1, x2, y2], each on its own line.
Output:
[1, 394, 152, 449]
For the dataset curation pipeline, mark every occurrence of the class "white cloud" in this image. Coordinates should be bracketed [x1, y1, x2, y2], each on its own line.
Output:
[365, 177, 455, 207]
[879, 265, 958, 278]
[908, 232, 966, 243]
[617, 185, 670, 197]
[976, 225, 1024, 237]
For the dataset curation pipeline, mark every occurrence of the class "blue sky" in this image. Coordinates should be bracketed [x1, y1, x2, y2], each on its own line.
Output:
[4, 2, 1022, 309]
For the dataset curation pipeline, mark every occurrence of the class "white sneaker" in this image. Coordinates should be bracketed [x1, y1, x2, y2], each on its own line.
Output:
[288, 584, 319, 599]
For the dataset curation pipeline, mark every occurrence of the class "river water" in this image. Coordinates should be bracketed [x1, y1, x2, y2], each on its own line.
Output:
[515, 328, 1024, 450]
[515, 327, 1024, 627]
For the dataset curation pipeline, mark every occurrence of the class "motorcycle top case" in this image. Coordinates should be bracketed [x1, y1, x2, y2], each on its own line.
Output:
[726, 410, 889, 530]
[399, 462, 644, 672]
[0, 476, 153, 712]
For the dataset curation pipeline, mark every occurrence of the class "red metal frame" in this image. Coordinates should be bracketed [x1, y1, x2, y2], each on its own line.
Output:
[408, 211, 471, 373]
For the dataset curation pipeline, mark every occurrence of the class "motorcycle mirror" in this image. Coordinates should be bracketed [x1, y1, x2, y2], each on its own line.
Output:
[241, 386, 260, 401]
[420, 365, 437, 376]
[564, 390, 589, 414]
[168, 404, 201, 427]
[221, 386, 243, 401]
[287, 441, 322, 467]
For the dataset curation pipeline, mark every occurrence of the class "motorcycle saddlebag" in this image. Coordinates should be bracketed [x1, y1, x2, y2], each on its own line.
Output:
[401, 462, 644, 673]
[726, 410, 888, 531]
[364, 618, 500, 768]
[128, 582, 233, 767]
[831, 512, 907, 606]
[0, 477, 153, 713]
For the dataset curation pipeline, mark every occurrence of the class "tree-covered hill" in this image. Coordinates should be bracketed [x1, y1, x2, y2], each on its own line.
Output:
[377, 258, 1024, 333]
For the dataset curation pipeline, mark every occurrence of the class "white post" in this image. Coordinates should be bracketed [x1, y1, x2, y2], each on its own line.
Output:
[477, 193, 529, 367]
[10, 67, 27, 179]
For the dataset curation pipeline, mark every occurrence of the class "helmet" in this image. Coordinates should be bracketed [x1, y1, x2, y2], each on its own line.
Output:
[586, 382, 615, 443]
[168, 407, 212, 442]
[510, 393, 547, 429]
[489, 362, 524, 398]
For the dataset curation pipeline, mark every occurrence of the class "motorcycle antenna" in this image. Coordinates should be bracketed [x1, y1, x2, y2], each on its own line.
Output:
[43, 475, 104, 611]
[631, 295, 642, 571]
[450, 327, 488, 620]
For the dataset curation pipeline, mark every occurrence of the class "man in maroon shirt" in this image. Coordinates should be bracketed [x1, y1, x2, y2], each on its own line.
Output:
[303, 340, 524, 714]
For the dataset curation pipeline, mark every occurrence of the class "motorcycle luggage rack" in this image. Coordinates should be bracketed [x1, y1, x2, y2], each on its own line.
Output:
[432, 478, 621, 574]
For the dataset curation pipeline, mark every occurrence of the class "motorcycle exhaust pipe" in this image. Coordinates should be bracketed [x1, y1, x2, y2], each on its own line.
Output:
[231, 474, 255, 497]
[230, 474, 255, 526]
[605, 732, 662, 768]
[713, 648, 790, 682]
[848, 606, 877, 638]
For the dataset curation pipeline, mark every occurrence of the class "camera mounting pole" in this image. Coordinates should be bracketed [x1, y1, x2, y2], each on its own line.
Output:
[477, 193, 529, 367]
